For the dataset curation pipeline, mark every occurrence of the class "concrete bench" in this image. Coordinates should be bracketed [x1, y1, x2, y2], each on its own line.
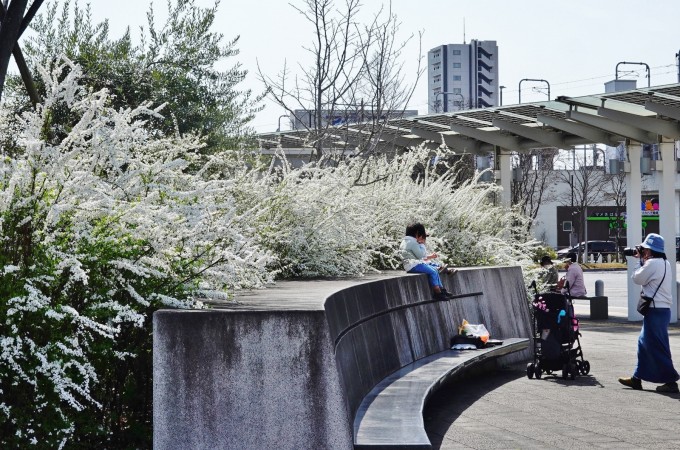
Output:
[572, 295, 608, 320]
[153, 267, 534, 449]
[353, 338, 529, 449]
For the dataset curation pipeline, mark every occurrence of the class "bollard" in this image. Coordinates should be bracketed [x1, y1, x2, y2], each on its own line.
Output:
[595, 280, 604, 297]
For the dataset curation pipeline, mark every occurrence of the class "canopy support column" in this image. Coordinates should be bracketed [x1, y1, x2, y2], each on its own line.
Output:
[658, 141, 677, 323]
[626, 143, 643, 321]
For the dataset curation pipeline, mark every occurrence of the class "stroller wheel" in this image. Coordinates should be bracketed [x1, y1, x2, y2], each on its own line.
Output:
[527, 362, 535, 379]
[580, 360, 591, 375]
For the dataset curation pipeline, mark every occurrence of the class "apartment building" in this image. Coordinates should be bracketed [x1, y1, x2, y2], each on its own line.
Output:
[427, 40, 499, 113]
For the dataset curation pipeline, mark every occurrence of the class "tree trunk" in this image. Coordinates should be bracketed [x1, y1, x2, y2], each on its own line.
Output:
[0, 0, 29, 104]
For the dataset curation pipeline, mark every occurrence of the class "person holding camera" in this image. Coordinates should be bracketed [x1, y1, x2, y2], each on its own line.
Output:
[618, 233, 679, 393]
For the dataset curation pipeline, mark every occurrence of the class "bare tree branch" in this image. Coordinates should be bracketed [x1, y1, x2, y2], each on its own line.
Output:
[258, 0, 423, 169]
[553, 145, 610, 256]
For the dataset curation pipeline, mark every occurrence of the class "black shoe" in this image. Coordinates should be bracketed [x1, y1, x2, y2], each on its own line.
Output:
[433, 291, 448, 301]
[618, 376, 642, 390]
[441, 288, 455, 299]
[656, 382, 679, 393]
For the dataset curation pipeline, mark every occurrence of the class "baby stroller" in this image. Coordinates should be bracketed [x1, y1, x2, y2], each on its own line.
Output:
[526, 280, 590, 380]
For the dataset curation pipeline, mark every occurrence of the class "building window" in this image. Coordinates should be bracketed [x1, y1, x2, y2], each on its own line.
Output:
[453, 88, 461, 94]
[453, 75, 461, 81]
[563, 221, 572, 232]
[452, 50, 461, 55]
[453, 63, 461, 68]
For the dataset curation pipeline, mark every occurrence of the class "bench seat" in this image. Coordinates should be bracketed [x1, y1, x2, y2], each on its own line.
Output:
[353, 337, 529, 450]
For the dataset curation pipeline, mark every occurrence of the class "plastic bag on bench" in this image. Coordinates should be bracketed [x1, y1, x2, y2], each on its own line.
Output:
[450, 334, 504, 350]
[459, 319, 489, 343]
[450, 334, 486, 349]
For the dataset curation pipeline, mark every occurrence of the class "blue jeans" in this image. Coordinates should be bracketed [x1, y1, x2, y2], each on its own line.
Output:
[408, 263, 443, 288]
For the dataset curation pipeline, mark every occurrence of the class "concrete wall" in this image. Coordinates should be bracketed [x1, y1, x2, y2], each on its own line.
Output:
[153, 267, 533, 449]
[153, 310, 352, 450]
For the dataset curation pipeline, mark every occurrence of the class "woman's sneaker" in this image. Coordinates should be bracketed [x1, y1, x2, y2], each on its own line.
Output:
[618, 376, 642, 390]
[656, 382, 679, 393]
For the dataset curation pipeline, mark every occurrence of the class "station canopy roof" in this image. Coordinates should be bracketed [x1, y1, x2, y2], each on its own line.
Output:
[256, 83, 680, 154]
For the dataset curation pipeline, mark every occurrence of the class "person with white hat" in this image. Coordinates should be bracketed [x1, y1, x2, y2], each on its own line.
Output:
[619, 233, 680, 393]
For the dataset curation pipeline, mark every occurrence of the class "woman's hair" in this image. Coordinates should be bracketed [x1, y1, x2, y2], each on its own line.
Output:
[649, 249, 667, 259]
[405, 222, 426, 238]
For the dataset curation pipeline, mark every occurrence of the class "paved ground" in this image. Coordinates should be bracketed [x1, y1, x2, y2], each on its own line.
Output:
[423, 269, 680, 449]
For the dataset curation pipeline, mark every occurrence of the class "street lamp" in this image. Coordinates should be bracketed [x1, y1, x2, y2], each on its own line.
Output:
[518, 78, 550, 104]
[434, 91, 465, 112]
[499, 85, 506, 106]
[276, 114, 288, 132]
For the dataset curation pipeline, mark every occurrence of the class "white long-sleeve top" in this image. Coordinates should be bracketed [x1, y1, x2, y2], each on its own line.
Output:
[632, 257, 672, 309]
[399, 236, 426, 271]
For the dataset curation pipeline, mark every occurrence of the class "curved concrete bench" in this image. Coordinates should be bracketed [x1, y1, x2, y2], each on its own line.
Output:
[153, 267, 533, 450]
[353, 338, 529, 449]
[324, 266, 533, 448]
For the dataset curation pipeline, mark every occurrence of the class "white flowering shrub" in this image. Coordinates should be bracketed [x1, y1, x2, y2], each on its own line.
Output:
[235, 148, 540, 279]
[0, 59, 272, 448]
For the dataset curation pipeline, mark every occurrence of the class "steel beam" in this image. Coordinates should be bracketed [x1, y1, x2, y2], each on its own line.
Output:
[448, 123, 543, 152]
[597, 106, 680, 139]
[644, 97, 680, 122]
[537, 114, 622, 146]
[409, 125, 486, 153]
[491, 117, 565, 148]
[568, 110, 657, 144]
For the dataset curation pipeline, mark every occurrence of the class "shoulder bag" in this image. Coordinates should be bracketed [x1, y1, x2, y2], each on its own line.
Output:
[636, 261, 666, 316]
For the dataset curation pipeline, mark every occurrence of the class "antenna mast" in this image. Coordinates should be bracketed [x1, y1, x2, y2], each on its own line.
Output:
[463, 18, 466, 44]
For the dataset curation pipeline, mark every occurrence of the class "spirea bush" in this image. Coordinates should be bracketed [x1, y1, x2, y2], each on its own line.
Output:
[234, 148, 540, 279]
[0, 59, 273, 448]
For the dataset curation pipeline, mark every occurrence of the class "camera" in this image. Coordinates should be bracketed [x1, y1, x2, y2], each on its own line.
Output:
[622, 246, 641, 257]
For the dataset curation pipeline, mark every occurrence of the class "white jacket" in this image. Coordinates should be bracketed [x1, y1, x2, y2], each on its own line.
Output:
[632, 257, 672, 308]
[399, 236, 426, 271]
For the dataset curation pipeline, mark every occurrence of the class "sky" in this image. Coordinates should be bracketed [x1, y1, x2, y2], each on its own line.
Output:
[79, 0, 680, 132]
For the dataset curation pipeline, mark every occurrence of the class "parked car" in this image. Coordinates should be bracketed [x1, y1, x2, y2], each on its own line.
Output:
[676, 237, 680, 260]
[556, 240, 618, 261]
